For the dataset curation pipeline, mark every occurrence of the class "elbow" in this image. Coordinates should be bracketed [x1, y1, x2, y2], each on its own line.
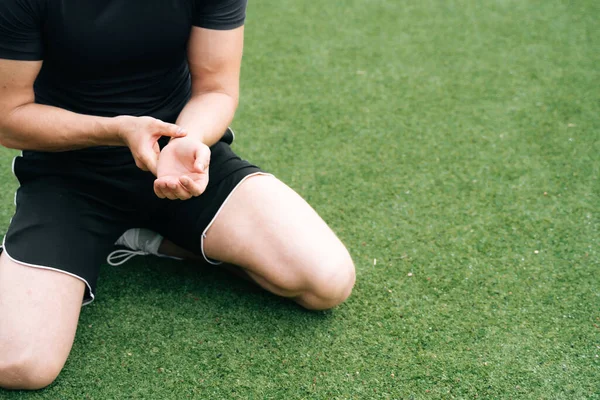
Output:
[0, 126, 18, 149]
[224, 91, 239, 112]
[190, 81, 239, 110]
[0, 108, 27, 150]
[230, 94, 239, 111]
[0, 126, 12, 148]
[0, 109, 17, 149]
[227, 87, 240, 109]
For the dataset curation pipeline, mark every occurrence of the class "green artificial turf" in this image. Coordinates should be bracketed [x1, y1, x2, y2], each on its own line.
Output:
[2, 0, 599, 398]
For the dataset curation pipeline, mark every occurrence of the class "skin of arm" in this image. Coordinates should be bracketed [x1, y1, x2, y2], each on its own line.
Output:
[174, 26, 244, 146]
[0, 59, 186, 174]
[0, 59, 123, 150]
[154, 26, 245, 200]
[0, 25, 242, 196]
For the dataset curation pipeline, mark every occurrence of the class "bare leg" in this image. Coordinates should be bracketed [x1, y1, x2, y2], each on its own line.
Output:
[202, 175, 355, 310]
[157, 176, 355, 309]
[0, 253, 84, 390]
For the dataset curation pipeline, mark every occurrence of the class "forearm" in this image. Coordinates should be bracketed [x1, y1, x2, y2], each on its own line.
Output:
[175, 92, 238, 147]
[0, 103, 122, 151]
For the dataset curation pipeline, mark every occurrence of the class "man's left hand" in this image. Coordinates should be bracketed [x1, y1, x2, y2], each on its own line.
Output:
[154, 137, 211, 200]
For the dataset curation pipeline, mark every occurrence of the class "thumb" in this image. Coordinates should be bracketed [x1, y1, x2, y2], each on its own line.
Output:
[194, 145, 211, 173]
[138, 148, 158, 176]
[161, 122, 187, 138]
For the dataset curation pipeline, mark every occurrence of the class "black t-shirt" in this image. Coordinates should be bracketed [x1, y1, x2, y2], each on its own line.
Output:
[0, 0, 247, 123]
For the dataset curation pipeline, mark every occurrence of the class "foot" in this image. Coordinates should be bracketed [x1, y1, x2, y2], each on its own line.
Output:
[107, 228, 181, 266]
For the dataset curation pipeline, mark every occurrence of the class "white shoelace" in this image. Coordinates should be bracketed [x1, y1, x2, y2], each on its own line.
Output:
[107, 249, 149, 266]
[107, 228, 184, 266]
[107, 248, 184, 266]
[107, 228, 169, 266]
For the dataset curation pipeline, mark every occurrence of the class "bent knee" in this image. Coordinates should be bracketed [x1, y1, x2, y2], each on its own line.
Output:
[0, 352, 63, 390]
[298, 251, 356, 311]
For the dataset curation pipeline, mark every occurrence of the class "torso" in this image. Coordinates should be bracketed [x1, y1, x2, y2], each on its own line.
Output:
[35, 0, 197, 122]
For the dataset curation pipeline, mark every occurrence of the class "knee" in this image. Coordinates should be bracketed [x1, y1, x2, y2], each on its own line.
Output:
[299, 250, 356, 311]
[0, 352, 63, 390]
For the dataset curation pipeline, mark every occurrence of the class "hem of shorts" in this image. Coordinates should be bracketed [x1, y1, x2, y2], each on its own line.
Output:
[12, 155, 19, 206]
[200, 172, 273, 265]
[1, 236, 95, 306]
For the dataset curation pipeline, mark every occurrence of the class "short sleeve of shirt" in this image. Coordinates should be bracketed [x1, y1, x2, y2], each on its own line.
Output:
[193, 0, 248, 30]
[0, 0, 44, 60]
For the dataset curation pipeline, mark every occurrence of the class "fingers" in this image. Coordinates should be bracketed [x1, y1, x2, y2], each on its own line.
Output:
[154, 174, 208, 201]
[154, 177, 192, 200]
[158, 121, 187, 138]
[180, 174, 208, 197]
[193, 145, 211, 173]
[126, 117, 186, 175]
[136, 149, 158, 176]
[154, 179, 180, 200]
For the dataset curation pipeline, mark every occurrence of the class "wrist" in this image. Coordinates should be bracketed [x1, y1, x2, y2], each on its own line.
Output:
[110, 115, 132, 146]
[169, 133, 205, 145]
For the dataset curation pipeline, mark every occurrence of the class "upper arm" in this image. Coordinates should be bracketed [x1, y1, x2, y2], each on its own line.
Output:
[188, 0, 247, 99]
[187, 27, 244, 99]
[0, 0, 44, 120]
[0, 0, 45, 61]
[0, 59, 41, 115]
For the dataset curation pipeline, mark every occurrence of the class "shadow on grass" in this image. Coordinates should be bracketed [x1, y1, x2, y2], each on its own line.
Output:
[83, 257, 334, 336]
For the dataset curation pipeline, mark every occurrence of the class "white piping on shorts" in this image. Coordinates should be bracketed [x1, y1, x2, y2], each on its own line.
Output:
[4, 152, 94, 305]
[11, 155, 17, 206]
[200, 172, 272, 265]
[1, 236, 95, 306]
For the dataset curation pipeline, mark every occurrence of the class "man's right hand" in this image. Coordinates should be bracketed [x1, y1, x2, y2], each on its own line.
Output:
[115, 116, 187, 176]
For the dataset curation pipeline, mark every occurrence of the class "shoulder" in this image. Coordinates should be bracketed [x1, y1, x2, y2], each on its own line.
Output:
[193, 0, 247, 30]
[0, 0, 47, 24]
[0, 0, 47, 61]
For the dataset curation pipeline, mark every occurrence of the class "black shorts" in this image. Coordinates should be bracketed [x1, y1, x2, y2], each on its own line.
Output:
[1, 129, 265, 304]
